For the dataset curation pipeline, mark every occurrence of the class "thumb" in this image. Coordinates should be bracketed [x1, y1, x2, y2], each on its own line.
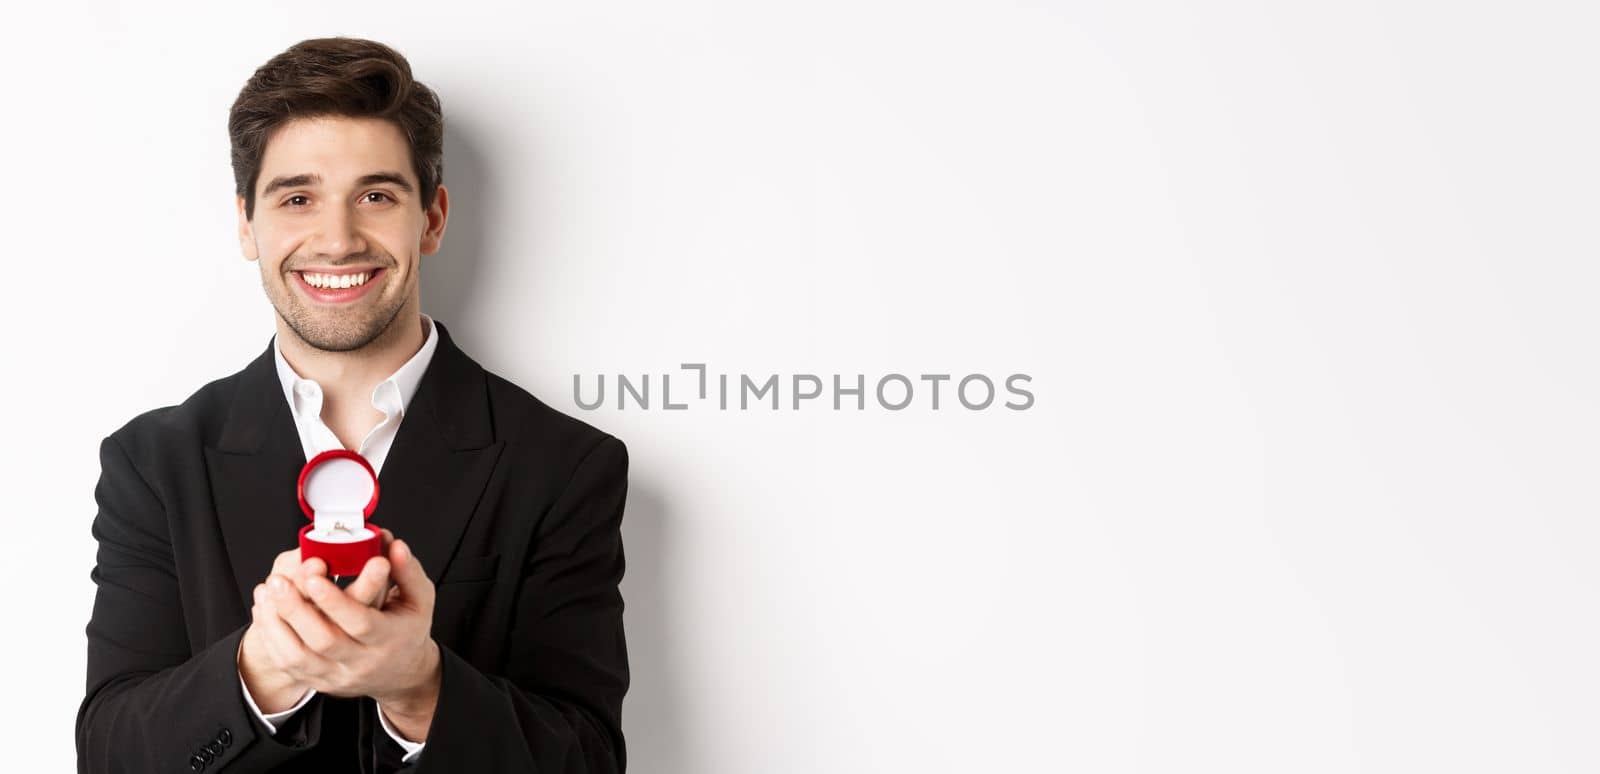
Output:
[344, 555, 392, 608]
[389, 539, 433, 605]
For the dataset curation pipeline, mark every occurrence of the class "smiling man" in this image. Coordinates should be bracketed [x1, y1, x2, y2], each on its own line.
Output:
[76, 38, 630, 773]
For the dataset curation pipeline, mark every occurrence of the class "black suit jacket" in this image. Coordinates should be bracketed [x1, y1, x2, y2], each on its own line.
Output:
[76, 320, 629, 773]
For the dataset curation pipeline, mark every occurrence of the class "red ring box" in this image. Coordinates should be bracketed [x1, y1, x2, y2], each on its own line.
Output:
[297, 449, 382, 577]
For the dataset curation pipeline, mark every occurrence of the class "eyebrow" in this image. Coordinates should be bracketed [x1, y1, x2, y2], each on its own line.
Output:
[259, 171, 416, 197]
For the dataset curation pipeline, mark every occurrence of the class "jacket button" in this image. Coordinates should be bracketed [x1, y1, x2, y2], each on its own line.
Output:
[205, 741, 225, 756]
[217, 728, 232, 747]
[189, 754, 206, 771]
[198, 748, 215, 764]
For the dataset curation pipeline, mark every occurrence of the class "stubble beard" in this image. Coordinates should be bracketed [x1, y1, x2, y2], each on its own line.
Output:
[265, 262, 409, 353]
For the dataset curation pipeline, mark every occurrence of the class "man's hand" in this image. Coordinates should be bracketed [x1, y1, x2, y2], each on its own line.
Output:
[250, 534, 443, 742]
[238, 546, 327, 714]
[237, 531, 408, 711]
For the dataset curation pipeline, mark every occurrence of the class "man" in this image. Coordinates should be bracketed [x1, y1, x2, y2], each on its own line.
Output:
[75, 37, 629, 773]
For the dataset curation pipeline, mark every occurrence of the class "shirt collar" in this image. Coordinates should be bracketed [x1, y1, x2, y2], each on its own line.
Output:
[273, 313, 440, 421]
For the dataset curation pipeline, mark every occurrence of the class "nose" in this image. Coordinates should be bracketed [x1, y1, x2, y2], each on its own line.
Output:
[306, 203, 368, 260]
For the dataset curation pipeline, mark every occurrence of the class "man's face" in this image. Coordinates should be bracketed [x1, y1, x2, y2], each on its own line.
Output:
[237, 115, 446, 352]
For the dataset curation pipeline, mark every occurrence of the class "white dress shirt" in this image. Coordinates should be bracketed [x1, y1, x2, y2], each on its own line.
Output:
[236, 313, 439, 763]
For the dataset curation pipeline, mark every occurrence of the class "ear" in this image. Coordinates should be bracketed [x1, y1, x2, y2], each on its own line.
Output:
[236, 195, 259, 261]
[419, 184, 449, 256]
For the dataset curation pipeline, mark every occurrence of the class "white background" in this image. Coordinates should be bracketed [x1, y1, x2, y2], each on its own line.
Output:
[2, 1, 1596, 771]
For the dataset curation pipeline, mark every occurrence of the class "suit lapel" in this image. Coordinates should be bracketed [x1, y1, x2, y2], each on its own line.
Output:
[373, 321, 505, 583]
[206, 320, 504, 607]
[206, 340, 308, 610]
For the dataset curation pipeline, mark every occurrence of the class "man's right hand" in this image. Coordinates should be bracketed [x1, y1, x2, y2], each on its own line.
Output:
[237, 540, 395, 713]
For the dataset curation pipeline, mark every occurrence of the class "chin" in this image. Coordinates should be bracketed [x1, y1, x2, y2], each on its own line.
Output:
[288, 315, 390, 353]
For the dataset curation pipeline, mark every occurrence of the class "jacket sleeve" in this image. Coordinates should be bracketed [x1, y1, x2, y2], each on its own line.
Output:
[407, 435, 630, 773]
[76, 434, 325, 773]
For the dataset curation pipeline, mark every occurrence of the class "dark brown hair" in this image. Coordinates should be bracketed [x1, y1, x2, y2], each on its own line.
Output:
[229, 37, 443, 220]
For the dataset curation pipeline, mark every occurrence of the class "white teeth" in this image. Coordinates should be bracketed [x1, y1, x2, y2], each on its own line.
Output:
[301, 271, 372, 289]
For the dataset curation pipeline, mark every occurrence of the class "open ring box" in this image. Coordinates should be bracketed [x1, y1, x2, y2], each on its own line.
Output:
[297, 449, 382, 578]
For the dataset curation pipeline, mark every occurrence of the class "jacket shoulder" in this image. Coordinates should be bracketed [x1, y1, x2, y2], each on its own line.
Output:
[105, 360, 254, 458]
[483, 369, 625, 464]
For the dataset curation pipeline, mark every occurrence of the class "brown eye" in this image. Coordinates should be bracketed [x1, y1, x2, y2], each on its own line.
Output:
[365, 192, 393, 203]
[286, 195, 309, 207]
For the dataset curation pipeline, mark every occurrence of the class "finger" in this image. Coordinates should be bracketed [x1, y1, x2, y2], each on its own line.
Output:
[268, 574, 357, 659]
[252, 584, 337, 682]
[387, 540, 434, 608]
[303, 571, 384, 644]
[343, 556, 392, 608]
[270, 548, 303, 578]
[296, 557, 329, 594]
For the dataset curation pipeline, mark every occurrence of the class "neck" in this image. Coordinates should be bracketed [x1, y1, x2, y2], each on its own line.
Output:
[275, 305, 427, 397]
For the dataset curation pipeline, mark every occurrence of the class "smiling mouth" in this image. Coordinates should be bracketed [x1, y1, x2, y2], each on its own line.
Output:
[294, 267, 383, 289]
[291, 266, 386, 301]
